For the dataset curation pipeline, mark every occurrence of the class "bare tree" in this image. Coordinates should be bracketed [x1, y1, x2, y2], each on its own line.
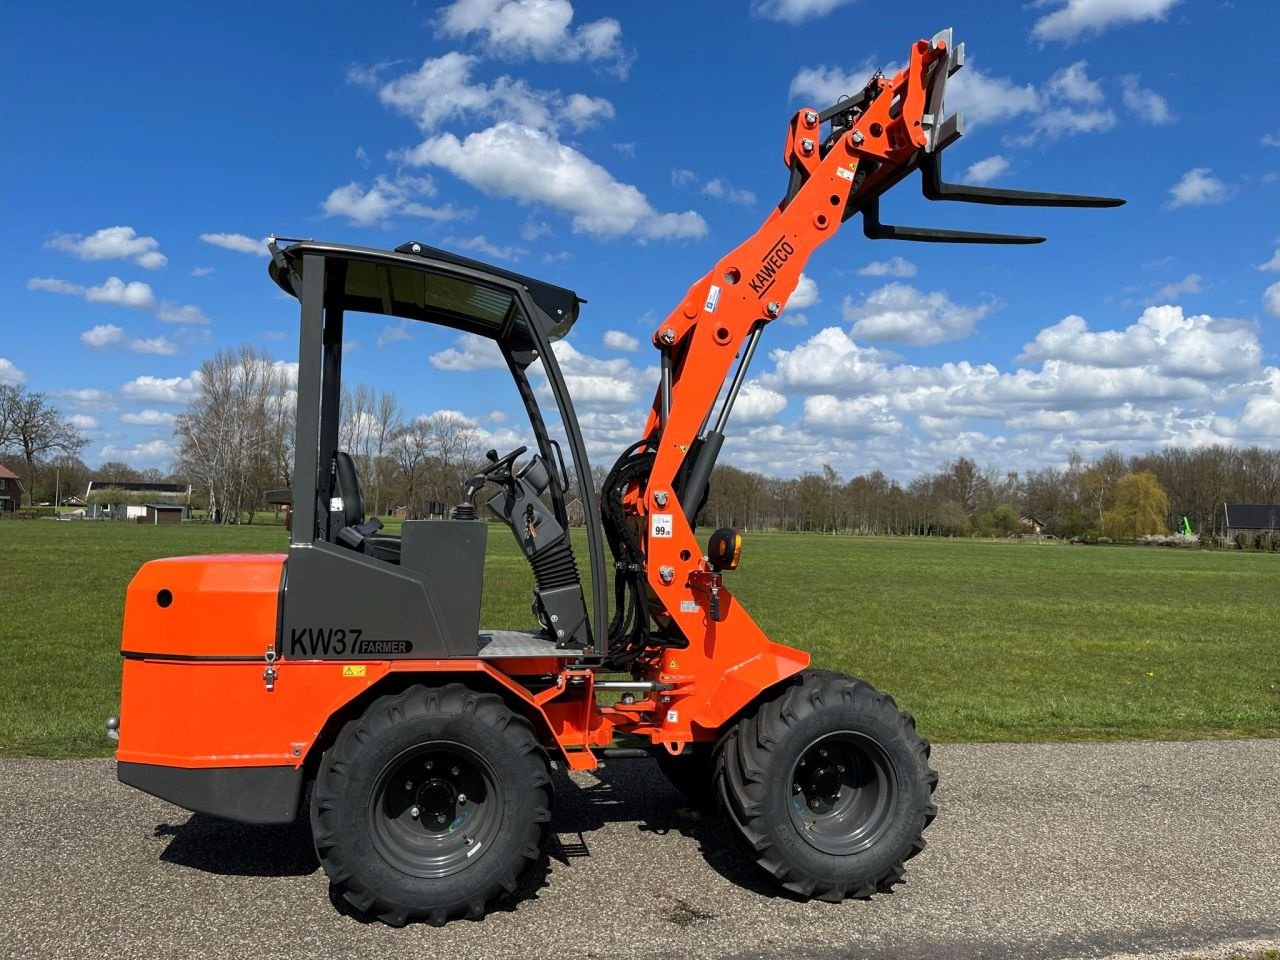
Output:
[175, 346, 291, 523]
[0, 385, 87, 505]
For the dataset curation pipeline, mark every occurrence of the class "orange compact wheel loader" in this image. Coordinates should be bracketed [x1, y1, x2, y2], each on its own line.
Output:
[111, 30, 1122, 925]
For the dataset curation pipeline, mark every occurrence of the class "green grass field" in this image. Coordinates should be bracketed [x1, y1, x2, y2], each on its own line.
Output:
[0, 520, 1276, 756]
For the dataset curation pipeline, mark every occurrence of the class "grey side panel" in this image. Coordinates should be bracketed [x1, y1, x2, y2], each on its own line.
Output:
[399, 520, 488, 651]
[282, 535, 483, 660]
[117, 762, 301, 824]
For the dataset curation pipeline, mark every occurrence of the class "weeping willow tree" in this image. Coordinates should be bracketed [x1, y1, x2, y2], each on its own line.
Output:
[1103, 471, 1170, 539]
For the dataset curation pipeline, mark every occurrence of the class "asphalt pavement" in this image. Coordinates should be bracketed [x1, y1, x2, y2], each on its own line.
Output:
[1, 740, 1277, 960]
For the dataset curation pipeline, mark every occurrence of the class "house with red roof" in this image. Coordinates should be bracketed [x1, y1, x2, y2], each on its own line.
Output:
[0, 465, 24, 513]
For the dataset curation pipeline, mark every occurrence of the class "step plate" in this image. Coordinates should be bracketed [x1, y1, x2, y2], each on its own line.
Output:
[477, 630, 565, 658]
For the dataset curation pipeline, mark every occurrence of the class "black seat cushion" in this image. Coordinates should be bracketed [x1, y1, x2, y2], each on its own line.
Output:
[366, 536, 402, 564]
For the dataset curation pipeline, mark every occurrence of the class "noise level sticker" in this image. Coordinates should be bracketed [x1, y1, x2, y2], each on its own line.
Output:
[341, 665, 366, 677]
[650, 513, 674, 538]
[704, 283, 721, 313]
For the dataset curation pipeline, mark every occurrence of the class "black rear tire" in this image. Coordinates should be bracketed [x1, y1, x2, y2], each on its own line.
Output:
[715, 670, 937, 901]
[310, 684, 552, 926]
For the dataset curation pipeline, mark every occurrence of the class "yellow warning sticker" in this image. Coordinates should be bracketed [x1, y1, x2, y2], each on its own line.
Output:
[342, 665, 366, 677]
[667, 659, 678, 670]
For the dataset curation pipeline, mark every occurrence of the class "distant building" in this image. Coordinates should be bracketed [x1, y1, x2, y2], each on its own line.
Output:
[0, 465, 24, 513]
[1222, 504, 1280, 538]
[86, 480, 191, 521]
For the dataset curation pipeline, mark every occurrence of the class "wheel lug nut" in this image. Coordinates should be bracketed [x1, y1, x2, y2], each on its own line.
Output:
[410, 805, 420, 819]
[451, 766, 460, 776]
[405, 780, 414, 790]
[837, 763, 845, 773]
[458, 794, 467, 804]
[437, 813, 447, 824]
[819, 749, 827, 758]
[425, 761, 433, 770]
[793, 783, 801, 793]
[809, 799, 820, 809]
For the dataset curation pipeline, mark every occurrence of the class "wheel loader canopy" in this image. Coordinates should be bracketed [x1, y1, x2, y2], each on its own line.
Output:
[268, 238, 583, 356]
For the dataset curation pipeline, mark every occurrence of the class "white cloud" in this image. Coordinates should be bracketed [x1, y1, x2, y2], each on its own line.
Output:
[67, 414, 99, 430]
[199, 232, 269, 256]
[47, 226, 166, 269]
[732, 381, 788, 424]
[1047, 61, 1103, 104]
[788, 273, 821, 310]
[1263, 134, 1280, 148]
[1017, 306, 1257, 378]
[1166, 168, 1232, 208]
[121, 409, 177, 426]
[443, 234, 527, 261]
[1120, 75, 1174, 124]
[671, 169, 756, 206]
[191, 266, 215, 277]
[945, 67, 1041, 126]
[603, 330, 640, 352]
[857, 257, 916, 278]
[1148, 273, 1203, 303]
[782, 312, 809, 328]
[801, 394, 901, 437]
[81, 324, 125, 349]
[376, 322, 415, 350]
[963, 155, 1010, 185]
[155, 301, 210, 325]
[120, 373, 201, 405]
[750, 0, 853, 21]
[560, 93, 615, 131]
[1265, 282, 1280, 318]
[322, 174, 465, 227]
[429, 332, 504, 370]
[1256, 249, 1280, 273]
[1033, 0, 1181, 42]
[1217, 369, 1280, 441]
[86, 277, 156, 309]
[57, 388, 112, 411]
[532, 339, 647, 409]
[843, 283, 994, 346]
[0, 358, 26, 386]
[129, 336, 178, 355]
[99, 438, 176, 466]
[436, 0, 627, 73]
[789, 59, 900, 107]
[403, 122, 706, 240]
[31, 276, 156, 309]
[702, 178, 756, 206]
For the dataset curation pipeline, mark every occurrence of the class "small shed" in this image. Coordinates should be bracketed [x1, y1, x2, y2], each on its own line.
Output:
[1223, 503, 1280, 537]
[143, 503, 187, 525]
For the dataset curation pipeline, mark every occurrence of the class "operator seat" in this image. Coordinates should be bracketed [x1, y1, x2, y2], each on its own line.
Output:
[332, 451, 401, 564]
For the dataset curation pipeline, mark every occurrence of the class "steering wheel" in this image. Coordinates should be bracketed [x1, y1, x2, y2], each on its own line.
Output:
[464, 446, 527, 500]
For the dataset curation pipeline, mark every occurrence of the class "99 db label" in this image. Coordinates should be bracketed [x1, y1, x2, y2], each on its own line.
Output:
[650, 513, 673, 538]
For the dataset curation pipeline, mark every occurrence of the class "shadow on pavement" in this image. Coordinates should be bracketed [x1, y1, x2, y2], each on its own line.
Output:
[150, 757, 796, 920]
[155, 815, 318, 877]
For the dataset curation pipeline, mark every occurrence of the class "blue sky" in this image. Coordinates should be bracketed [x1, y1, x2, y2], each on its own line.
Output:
[3, 0, 1279, 480]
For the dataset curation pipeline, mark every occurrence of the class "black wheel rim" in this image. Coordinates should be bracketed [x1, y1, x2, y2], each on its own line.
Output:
[368, 741, 503, 879]
[787, 730, 898, 855]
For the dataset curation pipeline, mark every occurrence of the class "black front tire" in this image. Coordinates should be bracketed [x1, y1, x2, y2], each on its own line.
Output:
[715, 670, 937, 901]
[310, 684, 552, 926]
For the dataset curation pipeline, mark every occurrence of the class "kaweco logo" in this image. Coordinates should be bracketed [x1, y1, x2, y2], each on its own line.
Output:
[748, 235, 796, 298]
